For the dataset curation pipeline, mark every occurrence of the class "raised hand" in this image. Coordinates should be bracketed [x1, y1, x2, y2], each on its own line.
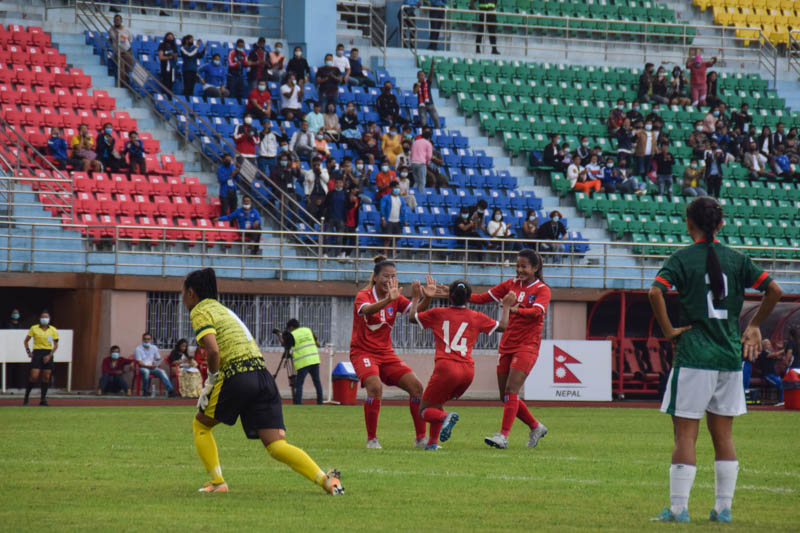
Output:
[387, 277, 402, 301]
[421, 275, 438, 298]
[434, 285, 450, 298]
[411, 279, 422, 300]
[502, 291, 517, 307]
[741, 325, 762, 362]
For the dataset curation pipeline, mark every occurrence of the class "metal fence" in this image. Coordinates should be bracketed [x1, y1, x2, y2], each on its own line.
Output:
[399, 5, 778, 84]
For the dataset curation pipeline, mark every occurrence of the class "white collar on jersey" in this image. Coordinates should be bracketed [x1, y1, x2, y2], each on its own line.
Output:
[514, 277, 540, 288]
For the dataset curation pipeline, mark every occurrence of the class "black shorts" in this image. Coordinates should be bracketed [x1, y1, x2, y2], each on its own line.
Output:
[201, 369, 285, 439]
[31, 349, 54, 370]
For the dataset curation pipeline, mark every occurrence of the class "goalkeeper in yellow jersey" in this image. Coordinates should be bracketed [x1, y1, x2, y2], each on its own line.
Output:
[183, 267, 343, 495]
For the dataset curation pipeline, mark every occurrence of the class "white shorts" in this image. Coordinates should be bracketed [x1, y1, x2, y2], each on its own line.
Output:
[660, 367, 746, 419]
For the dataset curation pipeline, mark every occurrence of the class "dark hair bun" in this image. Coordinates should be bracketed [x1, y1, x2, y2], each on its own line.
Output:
[373, 255, 387, 264]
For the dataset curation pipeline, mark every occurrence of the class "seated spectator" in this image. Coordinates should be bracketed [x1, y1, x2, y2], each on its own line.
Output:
[757, 125, 774, 157]
[280, 72, 305, 122]
[688, 121, 709, 159]
[653, 143, 675, 200]
[705, 70, 722, 109]
[286, 45, 310, 83]
[316, 53, 343, 112]
[270, 151, 302, 204]
[645, 103, 662, 126]
[3, 308, 24, 329]
[290, 120, 314, 160]
[584, 153, 603, 182]
[731, 103, 752, 133]
[377, 81, 404, 128]
[773, 122, 787, 147]
[167, 338, 190, 382]
[341, 103, 360, 138]
[542, 133, 563, 169]
[219, 196, 261, 255]
[757, 340, 785, 404]
[634, 120, 658, 177]
[396, 167, 416, 209]
[375, 162, 396, 200]
[486, 208, 513, 258]
[359, 131, 382, 165]
[217, 154, 239, 216]
[535, 211, 567, 262]
[304, 156, 329, 218]
[343, 186, 360, 257]
[711, 123, 732, 157]
[168, 338, 202, 397]
[267, 42, 285, 82]
[322, 103, 341, 143]
[743, 142, 776, 180]
[157, 32, 178, 92]
[379, 181, 407, 255]
[637, 62, 654, 102]
[519, 209, 538, 243]
[468, 199, 488, 233]
[604, 157, 647, 195]
[257, 126, 281, 175]
[773, 146, 798, 180]
[227, 39, 249, 100]
[233, 116, 259, 161]
[198, 53, 229, 97]
[626, 102, 643, 125]
[124, 131, 146, 175]
[667, 66, 691, 106]
[786, 328, 799, 369]
[332, 43, 351, 80]
[71, 124, 102, 172]
[704, 106, 720, 134]
[572, 167, 602, 196]
[682, 159, 707, 197]
[606, 98, 626, 135]
[454, 205, 484, 260]
[97, 345, 133, 396]
[382, 127, 403, 167]
[651, 67, 669, 104]
[247, 37, 269, 90]
[96, 122, 123, 173]
[306, 101, 324, 134]
[323, 178, 348, 258]
[134, 332, 176, 397]
[47, 127, 69, 169]
[348, 47, 375, 87]
[247, 81, 274, 123]
[425, 149, 449, 191]
[566, 157, 583, 186]
[180, 34, 204, 99]
[313, 132, 330, 160]
[704, 147, 725, 197]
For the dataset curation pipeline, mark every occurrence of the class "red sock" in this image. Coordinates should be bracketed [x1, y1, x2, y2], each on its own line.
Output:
[421, 407, 447, 446]
[501, 394, 519, 437]
[409, 397, 426, 440]
[516, 400, 539, 429]
[364, 396, 381, 441]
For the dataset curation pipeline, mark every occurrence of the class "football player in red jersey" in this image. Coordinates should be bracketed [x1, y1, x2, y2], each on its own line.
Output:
[349, 256, 434, 449]
[469, 249, 551, 449]
[409, 279, 515, 449]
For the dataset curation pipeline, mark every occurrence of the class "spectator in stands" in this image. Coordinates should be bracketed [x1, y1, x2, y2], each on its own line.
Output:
[411, 127, 433, 193]
[156, 32, 178, 92]
[607, 98, 626, 135]
[217, 154, 239, 216]
[576, 136, 591, 166]
[257, 126, 281, 175]
[468, 199, 488, 233]
[341, 102, 360, 138]
[681, 158, 706, 197]
[219, 196, 261, 255]
[96, 123, 123, 173]
[109, 15, 134, 85]
[316, 53, 343, 112]
[542, 133, 562, 169]
[124, 131, 146, 175]
[377, 81, 403, 128]
[396, 167, 416, 209]
[332, 43, 351, 82]
[380, 182, 407, 255]
[350, 158, 374, 205]
[487, 208, 513, 260]
[71, 124, 102, 172]
[375, 161, 396, 201]
[4, 308, 24, 329]
[326, 156, 341, 186]
[519, 209, 538, 243]
[343, 185, 360, 257]
[347, 48, 374, 87]
[304, 156, 329, 218]
[703, 106, 720, 134]
[627, 102, 643, 125]
[339, 156, 358, 190]
[227, 39, 250, 99]
[247, 37, 269, 90]
[606, 156, 647, 195]
[233, 116, 259, 162]
[279, 72, 304, 122]
[585, 153, 603, 182]
[359, 131, 382, 164]
[247, 80, 274, 123]
[536, 211, 567, 262]
[322, 103, 341, 143]
[634, 119, 658, 176]
[651, 67, 669, 105]
[571, 165, 602, 196]
[426, 0, 448, 50]
[47, 128, 68, 169]
[688, 120, 710, 159]
[744, 142, 776, 180]
[135, 332, 176, 397]
[653, 143, 675, 200]
[668, 66, 691, 106]
[271, 151, 302, 204]
[323, 178, 348, 259]
[414, 62, 440, 129]
[290, 120, 315, 160]
[711, 123, 732, 157]
[167, 339, 202, 398]
[773, 146, 797, 180]
[757, 125, 775, 157]
[180, 35, 204, 99]
[615, 118, 635, 168]
[305, 101, 324, 134]
[314, 131, 330, 160]
[601, 157, 623, 194]
[644, 103, 662, 126]
[267, 42, 285, 82]
[773, 122, 786, 148]
[395, 141, 412, 170]
[730, 102, 752, 133]
[786, 328, 799, 369]
[757, 340, 785, 404]
[470, 0, 499, 55]
[286, 46, 310, 83]
[198, 53, 229, 97]
[705, 71, 722, 109]
[686, 53, 717, 106]
[381, 126, 403, 167]
[702, 148, 723, 197]
[426, 149, 448, 191]
[454, 205, 484, 260]
[97, 345, 133, 396]
[637, 62, 655, 102]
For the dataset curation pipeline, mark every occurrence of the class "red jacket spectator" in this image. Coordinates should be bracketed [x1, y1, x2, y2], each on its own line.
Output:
[247, 87, 272, 117]
[102, 354, 133, 375]
[234, 124, 258, 157]
[228, 47, 249, 78]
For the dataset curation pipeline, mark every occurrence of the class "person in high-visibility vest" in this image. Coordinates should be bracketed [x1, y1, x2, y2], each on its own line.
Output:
[284, 319, 323, 405]
[470, 0, 499, 55]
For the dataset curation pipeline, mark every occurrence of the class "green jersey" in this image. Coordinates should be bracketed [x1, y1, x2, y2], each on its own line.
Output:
[652, 241, 772, 371]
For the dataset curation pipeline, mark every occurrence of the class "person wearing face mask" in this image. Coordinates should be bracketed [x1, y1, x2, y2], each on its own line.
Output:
[688, 121, 710, 159]
[637, 62, 655, 103]
[316, 53, 343, 113]
[704, 106, 720, 134]
[686, 51, 717, 106]
[180, 34, 205, 99]
[743, 142, 775, 180]
[135, 332, 177, 397]
[290, 120, 315, 160]
[323, 179, 349, 259]
[347, 47, 375, 87]
[377, 81, 403, 128]
[98, 345, 134, 396]
[247, 78, 274, 123]
[667, 66, 691, 106]
[285, 46, 310, 83]
[198, 53, 229, 97]
[71, 123, 102, 172]
[4, 308, 24, 329]
[343, 186, 361, 257]
[217, 154, 240, 216]
[313, 131, 330, 159]
[410, 127, 434, 193]
[607, 98, 626, 135]
[109, 15, 133, 84]
[304, 156, 330, 218]
[615, 118, 635, 168]
[519, 209, 538, 242]
[454, 205, 485, 262]
[653, 142, 676, 200]
[576, 136, 591, 166]
[703, 146, 725, 197]
[233, 115, 259, 160]
[535, 211, 567, 262]
[280, 72, 305, 122]
[626, 101, 644, 125]
[682, 158, 707, 197]
[323, 103, 342, 142]
[542, 133, 563, 170]
[332, 43, 352, 82]
[349, 158, 373, 205]
[652, 68, 669, 105]
[23, 310, 58, 405]
[124, 130, 146, 175]
[634, 120, 658, 177]
[226, 39, 250, 100]
[395, 141, 412, 170]
[270, 152, 302, 204]
[413, 62, 440, 129]
[219, 196, 262, 255]
[257, 126, 281, 175]
[96, 122, 123, 173]
[341, 103, 360, 138]
[247, 37, 269, 90]
[379, 181, 408, 256]
[487, 208, 513, 262]
[47, 127, 68, 169]
[375, 161, 397, 200]
[381, 127, 403, 166]
[396, 166, 417, 209]
[157, 32, 178, 92]
[266, 42, 285, 82]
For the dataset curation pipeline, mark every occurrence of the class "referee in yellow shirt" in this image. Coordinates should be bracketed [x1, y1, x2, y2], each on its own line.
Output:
[183, 268, 343, 495]
[23, 310, 59, 406]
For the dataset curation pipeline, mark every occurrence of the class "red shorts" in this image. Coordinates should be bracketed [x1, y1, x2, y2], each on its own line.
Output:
[422, 359, 475, 405]
[497, 347, 539, 375]
[350, 351, 413, 387]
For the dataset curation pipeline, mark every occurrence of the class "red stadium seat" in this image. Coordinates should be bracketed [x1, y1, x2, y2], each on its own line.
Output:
[111, 173, 134, 194]
[149, 175, 169, 195]
[161, 154, 183, 175]
[93, 173, 113, 194]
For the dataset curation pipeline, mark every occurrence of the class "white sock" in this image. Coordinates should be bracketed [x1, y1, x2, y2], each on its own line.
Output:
[714, 460, 739, 513]
[670, 463, 697, 515]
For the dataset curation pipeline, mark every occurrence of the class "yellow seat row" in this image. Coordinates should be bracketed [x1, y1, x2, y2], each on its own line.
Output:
[695, 0, 798, 12]
[700, 3, 800, 46]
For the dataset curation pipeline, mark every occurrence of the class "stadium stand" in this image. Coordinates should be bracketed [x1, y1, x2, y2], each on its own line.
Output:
[695, 0, 796, 47]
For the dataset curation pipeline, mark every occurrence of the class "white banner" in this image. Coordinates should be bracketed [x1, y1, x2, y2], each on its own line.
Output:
[524, 340, 612, 401]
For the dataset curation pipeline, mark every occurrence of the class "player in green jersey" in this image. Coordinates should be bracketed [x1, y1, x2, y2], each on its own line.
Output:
[648, 196, 782, 524]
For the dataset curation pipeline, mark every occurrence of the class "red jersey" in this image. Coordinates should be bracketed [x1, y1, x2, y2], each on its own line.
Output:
[470, 278, 550, 354]
[350, 287, 411, 355]
[415, 306, 498, 365]
[247, 88, 271, 114]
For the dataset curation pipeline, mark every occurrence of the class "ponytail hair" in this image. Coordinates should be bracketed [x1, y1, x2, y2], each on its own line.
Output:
[364, 255, 395, 289]
[184, 268, 218, 301]
[686, 196, 724, 304]
[518, 248, 544, 282]
[449, 279, 472, 307]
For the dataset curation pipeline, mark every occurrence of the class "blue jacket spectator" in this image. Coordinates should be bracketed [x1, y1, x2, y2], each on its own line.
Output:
[47, 130, 67, 166]
[379, 190, 407, 225]
[219, 203, 261, 230]
[124, 132, 146, 175]
[180, 35, 205, 98]
[217, 155, 240, 216]
[198, 54, 228, 98]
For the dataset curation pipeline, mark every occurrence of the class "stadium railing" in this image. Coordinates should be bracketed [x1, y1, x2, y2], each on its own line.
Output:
[336, 0, 388, 67]
[790, 30, 800, 78]
[398, 5, 779, 84]
[2, 219, 799, 289]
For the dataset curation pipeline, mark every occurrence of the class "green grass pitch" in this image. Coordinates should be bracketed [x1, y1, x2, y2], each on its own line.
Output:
[1, 405, 798, 532]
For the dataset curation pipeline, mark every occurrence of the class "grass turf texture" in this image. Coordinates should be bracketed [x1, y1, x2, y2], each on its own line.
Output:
[1, 405, 798, 532]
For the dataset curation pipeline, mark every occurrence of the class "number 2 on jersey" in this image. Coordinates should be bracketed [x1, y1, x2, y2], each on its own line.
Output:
[442, 321, 469, 356]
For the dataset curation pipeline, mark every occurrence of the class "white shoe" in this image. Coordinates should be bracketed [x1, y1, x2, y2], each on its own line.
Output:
[484, 432, 508, 449]
[527, 423, 548, 448]
[366, 438, 382, 449]
[323, 253, 330, 259]
[775, 402, 785, 407]
[414, 437, 427, 449]
[338, 252, 347, 259]
[503, 259, 510, 267]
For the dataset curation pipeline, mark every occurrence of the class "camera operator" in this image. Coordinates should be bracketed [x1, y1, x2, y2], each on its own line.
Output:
[279, 319, 324, 405]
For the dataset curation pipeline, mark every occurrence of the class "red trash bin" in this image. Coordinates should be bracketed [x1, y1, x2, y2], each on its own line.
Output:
[783, 369, 800, 410]
[332, 377, 358, 405]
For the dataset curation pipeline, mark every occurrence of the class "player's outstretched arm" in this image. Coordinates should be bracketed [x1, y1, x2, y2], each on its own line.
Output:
[415, 275, 437, 313]
[497, 292, 516, 331]
[359, 278, 403, 316]
[648, 286, 692, 344]
[741, 280, 782, 362]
